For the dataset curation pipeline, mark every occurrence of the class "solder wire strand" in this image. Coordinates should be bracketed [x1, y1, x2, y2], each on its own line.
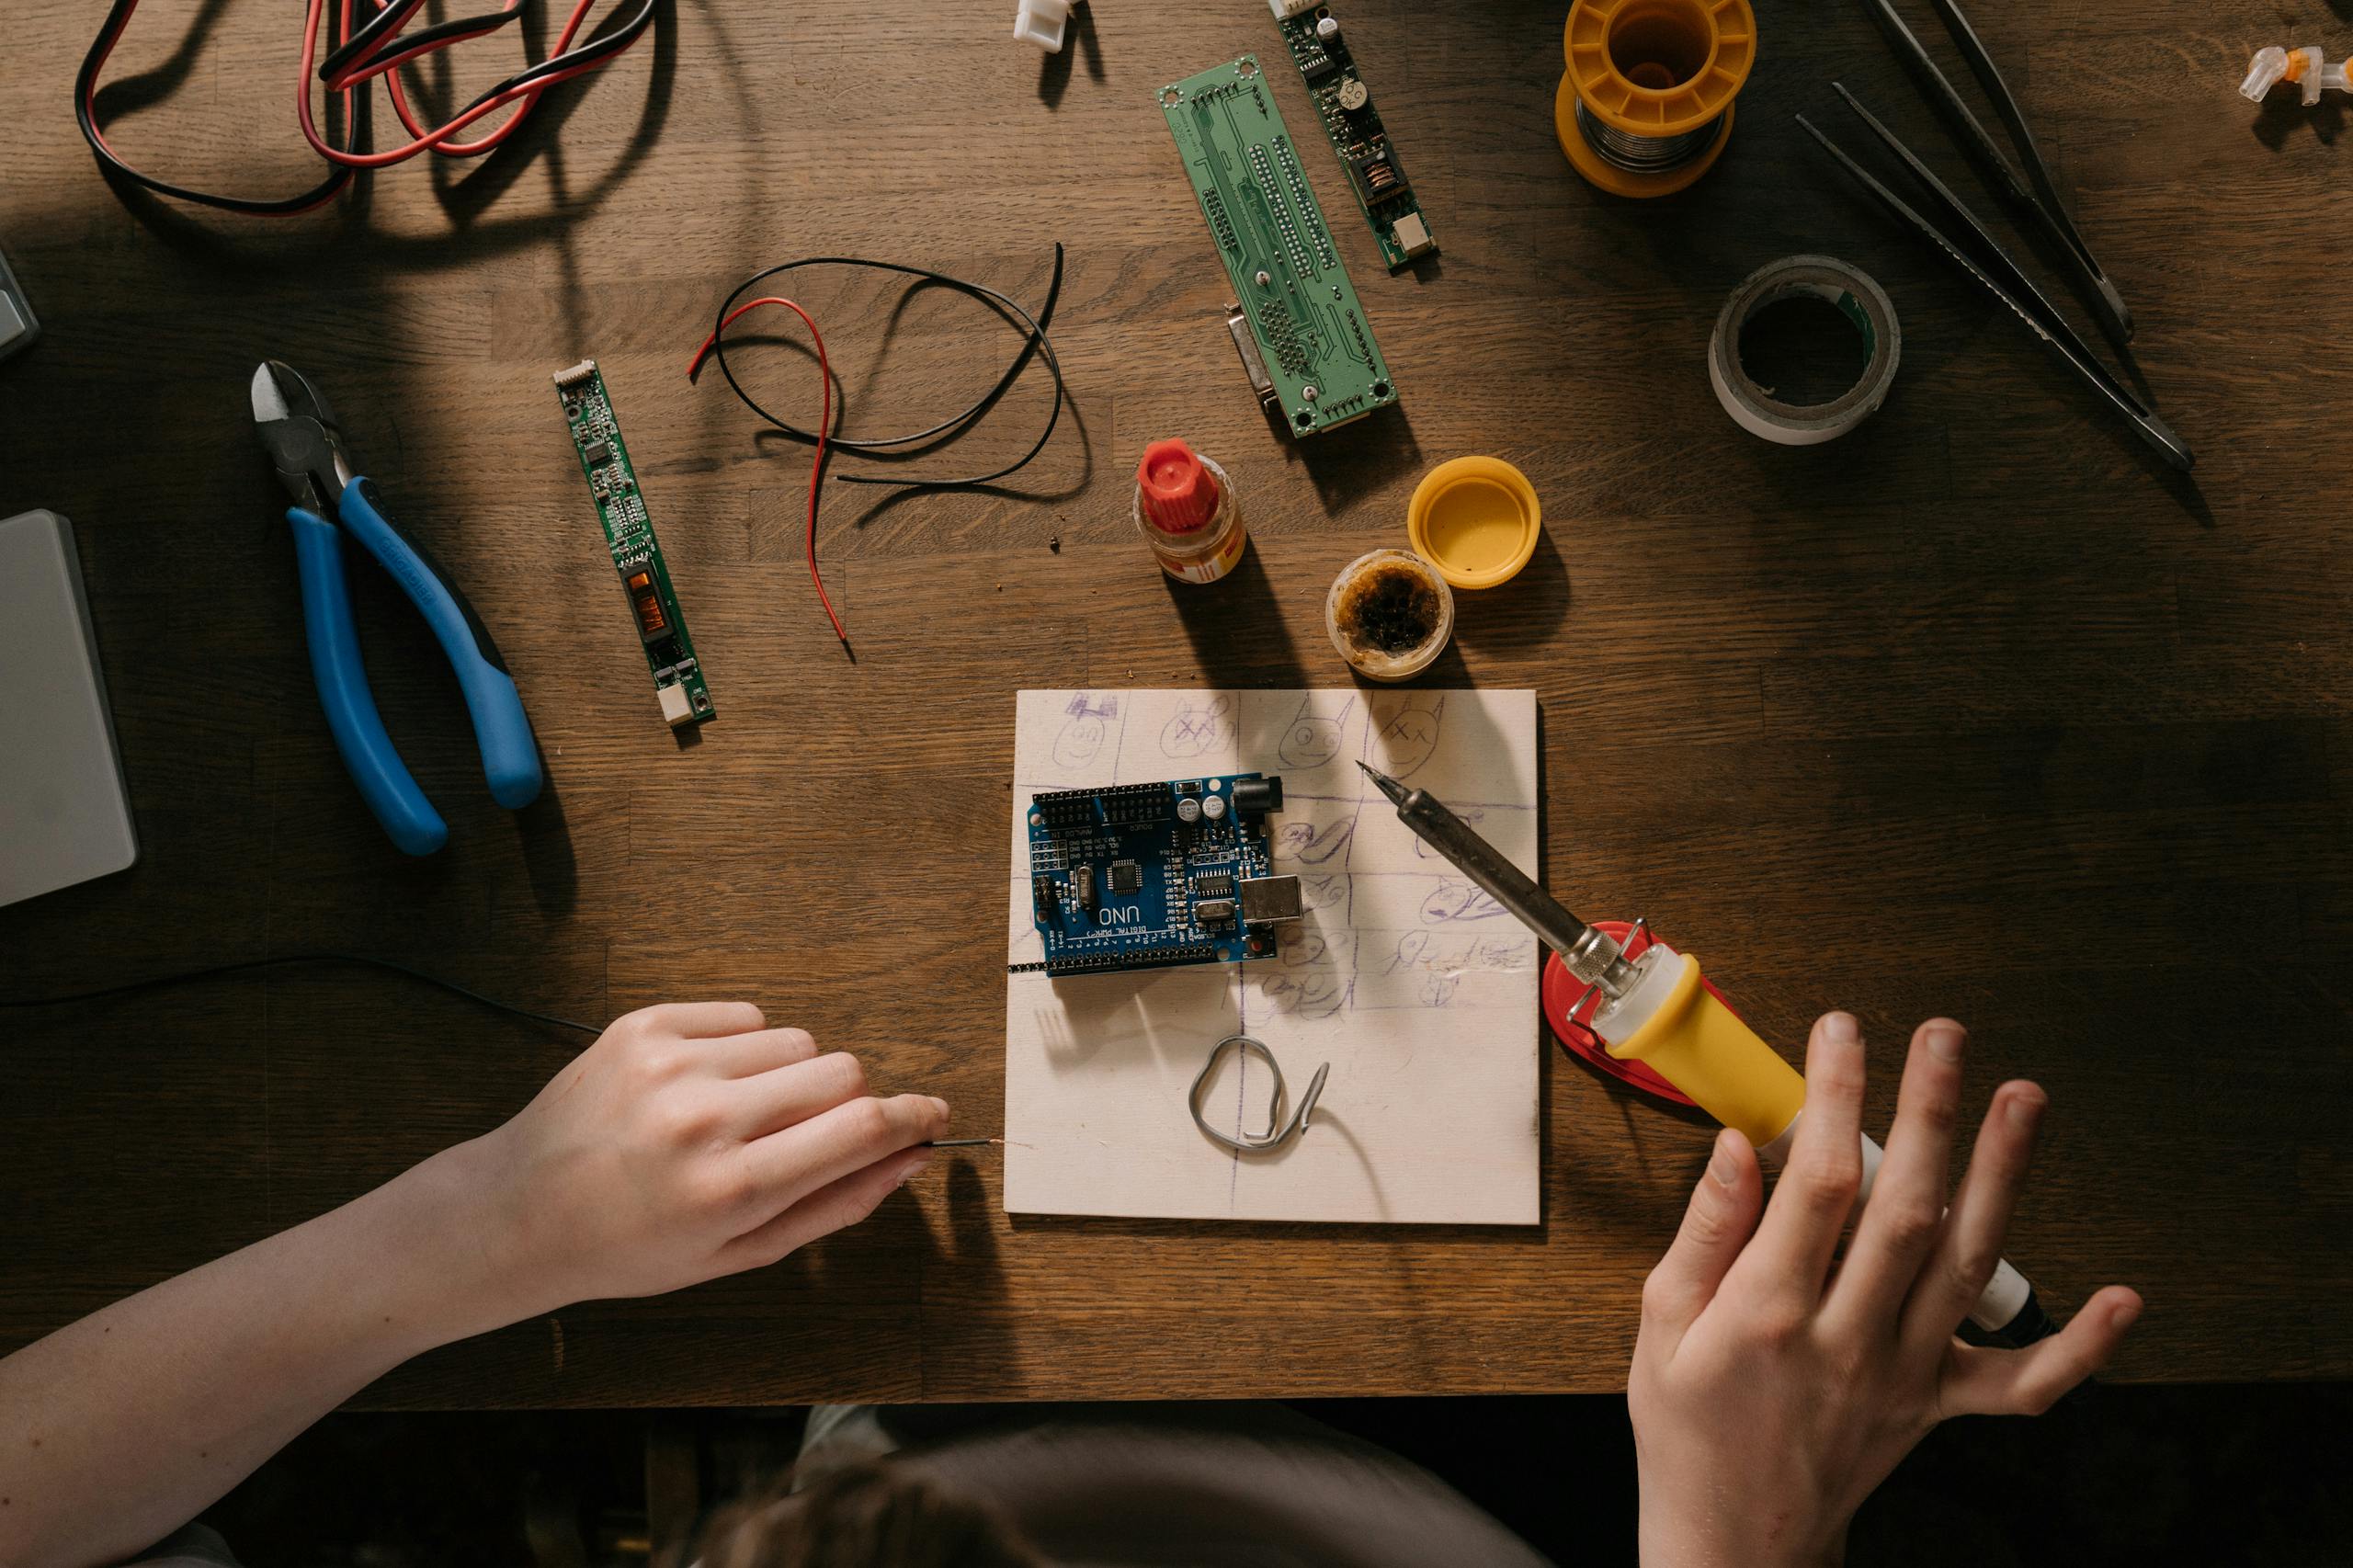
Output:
[1573, 100, 1726, 174]
[702, 247, 1069, 492]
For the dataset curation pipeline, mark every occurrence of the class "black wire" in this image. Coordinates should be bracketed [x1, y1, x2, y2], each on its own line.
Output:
[0, 953, 601, 1038]
[75, 0, 360, 216]
[335, 11, 522, 83]
[75, 0, 657, 217]
[704, 245, 1070, 492]
[432, 0, 657, 113]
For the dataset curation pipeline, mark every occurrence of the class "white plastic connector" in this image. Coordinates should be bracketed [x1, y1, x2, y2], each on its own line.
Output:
[1014, 0, 1071, 51]
[1269, 0, 1319, 17]
[2242, 45, 2352, 105]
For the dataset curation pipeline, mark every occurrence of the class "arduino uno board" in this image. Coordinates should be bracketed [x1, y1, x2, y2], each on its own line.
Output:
[1011, 774, 1304, 977]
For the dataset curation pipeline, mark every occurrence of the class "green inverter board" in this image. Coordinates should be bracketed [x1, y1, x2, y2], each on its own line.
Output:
[1158, 55, 1397, 437]
[551, 360, 714, 729]
[1274, 6, 1435, 271]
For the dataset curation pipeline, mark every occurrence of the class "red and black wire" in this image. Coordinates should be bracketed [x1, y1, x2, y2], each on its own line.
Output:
[688, 247, 1071, 650]
[76, 0, 655, 216]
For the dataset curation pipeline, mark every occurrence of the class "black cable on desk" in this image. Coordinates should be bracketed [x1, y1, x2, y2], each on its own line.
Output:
[0, 952, 600, 1038]
[702, 244, 1071, 491]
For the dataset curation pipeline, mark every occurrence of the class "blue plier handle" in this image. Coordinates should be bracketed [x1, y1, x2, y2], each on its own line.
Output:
[255, 361, 542, 855]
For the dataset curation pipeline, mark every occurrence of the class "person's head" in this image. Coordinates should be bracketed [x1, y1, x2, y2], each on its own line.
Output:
[687, 1461, 1047, 1568]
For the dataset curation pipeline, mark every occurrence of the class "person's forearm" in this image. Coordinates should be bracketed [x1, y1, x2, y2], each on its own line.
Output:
[0, 1140, 522, 1568]
[1641, 1510, 1846, 1568]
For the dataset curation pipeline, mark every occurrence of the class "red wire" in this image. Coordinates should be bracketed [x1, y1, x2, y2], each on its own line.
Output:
[84, 0, 644, 212]
[80, 0, 359, 215]
[299, 0, 620, 167]
[688, 300, 847, 647]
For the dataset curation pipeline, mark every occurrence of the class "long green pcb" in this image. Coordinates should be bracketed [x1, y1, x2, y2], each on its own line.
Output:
[551, 360, 714, 730]
[1159, 56, 1397, 437]
[1274, 6, 1436, 271]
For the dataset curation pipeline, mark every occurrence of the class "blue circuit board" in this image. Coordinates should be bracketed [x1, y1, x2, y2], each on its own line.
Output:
[1012, 774, 1299, 977]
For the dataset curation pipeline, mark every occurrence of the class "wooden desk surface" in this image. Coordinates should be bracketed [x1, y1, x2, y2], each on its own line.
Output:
[3, 0, 2347, 1403]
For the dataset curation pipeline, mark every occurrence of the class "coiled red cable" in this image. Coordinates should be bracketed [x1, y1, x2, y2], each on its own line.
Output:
[77, 0, 654, 215]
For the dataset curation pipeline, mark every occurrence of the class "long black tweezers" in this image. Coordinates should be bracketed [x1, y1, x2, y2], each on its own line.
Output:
[1797, 113, 2191, 472]
[1859, 0, 2132, 351]
[1831, 85, 2098, 377]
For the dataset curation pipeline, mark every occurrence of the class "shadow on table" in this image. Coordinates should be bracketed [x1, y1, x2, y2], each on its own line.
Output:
[1037, 1, 1106, 110]
[1162, 549, 1312, 689]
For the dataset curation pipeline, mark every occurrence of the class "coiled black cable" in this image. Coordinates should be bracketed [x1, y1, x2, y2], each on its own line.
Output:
[702, 244, 1070, 492]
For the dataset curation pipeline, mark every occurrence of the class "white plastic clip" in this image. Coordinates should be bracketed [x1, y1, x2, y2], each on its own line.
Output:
[1014, 0, 1073, 51]
[2242, 45, 2352, 106]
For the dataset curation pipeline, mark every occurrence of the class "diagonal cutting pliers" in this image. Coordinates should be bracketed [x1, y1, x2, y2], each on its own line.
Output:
[252, 360, 542, 856]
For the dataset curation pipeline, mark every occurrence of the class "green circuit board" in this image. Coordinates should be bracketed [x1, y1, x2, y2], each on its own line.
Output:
[1159, 55, 1397, 437]
[1275, 6, 1436, 270]
[551, 360, 713, 730]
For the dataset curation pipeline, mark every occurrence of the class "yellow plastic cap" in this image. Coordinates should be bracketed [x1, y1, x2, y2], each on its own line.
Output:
[1607, 953, 1805, 1147]
[1407, 457, 1541, 590]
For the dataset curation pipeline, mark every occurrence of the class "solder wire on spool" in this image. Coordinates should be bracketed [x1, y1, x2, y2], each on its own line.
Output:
[1709, 256, 1902, 447]
[1554, 0, 1756, 198]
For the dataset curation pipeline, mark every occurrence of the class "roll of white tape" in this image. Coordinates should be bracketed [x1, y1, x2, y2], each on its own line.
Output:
[1709, 255, 1900, 447]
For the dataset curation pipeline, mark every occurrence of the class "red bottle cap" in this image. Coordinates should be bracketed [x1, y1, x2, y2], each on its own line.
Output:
[1137, 439, 1222, 533]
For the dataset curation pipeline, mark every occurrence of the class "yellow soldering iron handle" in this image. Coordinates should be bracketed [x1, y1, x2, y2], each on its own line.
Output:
[1601, 947, 2052, 1343]
[1605, 950, 1804, 1149]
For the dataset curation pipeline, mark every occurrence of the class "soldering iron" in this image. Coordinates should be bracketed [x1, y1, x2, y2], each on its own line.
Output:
[1358, 761, 2057, 1347]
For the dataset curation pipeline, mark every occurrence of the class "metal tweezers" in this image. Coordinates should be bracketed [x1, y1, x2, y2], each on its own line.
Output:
[1800, 89, 2193, 472]
[1859, 0, 2132, 353]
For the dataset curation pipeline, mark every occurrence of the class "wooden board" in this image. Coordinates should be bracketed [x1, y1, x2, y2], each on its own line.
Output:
[1004, 688, 1540, 1223]
[0, 0, 2349, 1403]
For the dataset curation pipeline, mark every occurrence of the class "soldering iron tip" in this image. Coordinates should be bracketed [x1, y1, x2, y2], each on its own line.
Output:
[1358, 760, 1408, 806]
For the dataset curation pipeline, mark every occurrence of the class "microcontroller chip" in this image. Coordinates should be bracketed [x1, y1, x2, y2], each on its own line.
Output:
[1011, 776, 1289, 977]
[583, 439, 612, 464]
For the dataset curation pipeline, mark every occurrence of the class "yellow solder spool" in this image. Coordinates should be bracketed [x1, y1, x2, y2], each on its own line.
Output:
[1555, 0, 1758, 199]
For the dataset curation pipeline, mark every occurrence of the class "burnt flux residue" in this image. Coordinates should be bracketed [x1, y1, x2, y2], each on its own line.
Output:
[1339, 563, 1439, 654]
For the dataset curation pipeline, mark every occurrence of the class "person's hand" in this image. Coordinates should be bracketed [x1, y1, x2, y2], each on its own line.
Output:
[443, 1002, 948, 1322]
[1628, 1012, 2142, 1568]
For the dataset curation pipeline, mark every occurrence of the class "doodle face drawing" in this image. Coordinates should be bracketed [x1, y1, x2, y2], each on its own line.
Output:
[1053, 693, 1120, 771]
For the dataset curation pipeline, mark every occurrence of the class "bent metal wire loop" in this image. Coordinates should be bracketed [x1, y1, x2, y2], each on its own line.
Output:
[1188, 1033, 1330, 1154]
